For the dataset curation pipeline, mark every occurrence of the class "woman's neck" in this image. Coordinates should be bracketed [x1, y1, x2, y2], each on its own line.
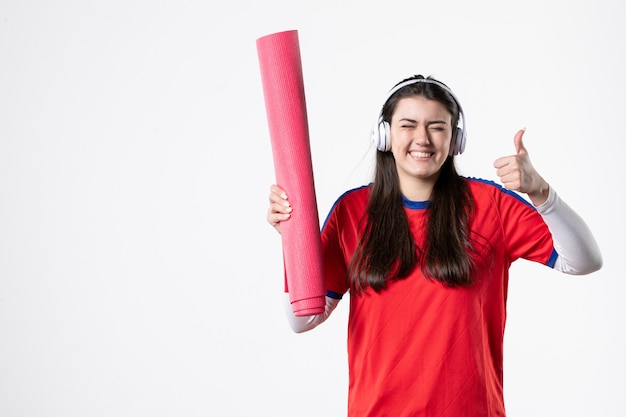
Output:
[399, 177, 437, 202]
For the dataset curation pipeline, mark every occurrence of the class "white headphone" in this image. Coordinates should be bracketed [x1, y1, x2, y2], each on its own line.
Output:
[371, 78, 467, 155]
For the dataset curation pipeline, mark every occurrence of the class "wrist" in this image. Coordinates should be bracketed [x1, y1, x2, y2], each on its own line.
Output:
[528, 179, 550, 206]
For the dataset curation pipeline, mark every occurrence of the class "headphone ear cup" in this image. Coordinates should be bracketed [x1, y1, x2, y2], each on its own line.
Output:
[456, 127, 466, 155]
[450, 127, 466, 155]
[379, 121, 391, 151]
[372, 120, 391, 151]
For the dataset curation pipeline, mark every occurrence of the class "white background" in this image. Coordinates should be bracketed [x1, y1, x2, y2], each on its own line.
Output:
[1, 1, 624, 416]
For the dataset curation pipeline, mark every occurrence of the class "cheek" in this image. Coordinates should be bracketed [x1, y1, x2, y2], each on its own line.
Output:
[437, 133, 453, 152]
[389, 134, 408, 157]
[443, 138, 452, 153]
[389, 130, 408, 148]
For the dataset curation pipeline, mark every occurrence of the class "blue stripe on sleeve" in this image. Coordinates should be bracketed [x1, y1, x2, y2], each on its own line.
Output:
[327, 290, 343, 300]
[547, 249, 559, 268]
[321, 185, 369, 232]
[467, 177, 536, 209]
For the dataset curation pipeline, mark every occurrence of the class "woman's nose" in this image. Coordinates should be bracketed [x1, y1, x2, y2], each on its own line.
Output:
[413, 125, 430, 145]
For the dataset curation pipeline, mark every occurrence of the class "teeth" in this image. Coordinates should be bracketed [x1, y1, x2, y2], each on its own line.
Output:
[410, 152, 431, 158]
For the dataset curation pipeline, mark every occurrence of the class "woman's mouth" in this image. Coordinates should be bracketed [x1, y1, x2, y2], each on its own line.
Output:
[409, 151, 432, 158]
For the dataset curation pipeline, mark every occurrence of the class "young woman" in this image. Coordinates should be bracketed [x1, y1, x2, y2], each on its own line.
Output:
[266, 74, 602, 416]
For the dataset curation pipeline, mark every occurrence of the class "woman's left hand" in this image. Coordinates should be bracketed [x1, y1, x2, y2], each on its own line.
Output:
[493, 128, 550, 206]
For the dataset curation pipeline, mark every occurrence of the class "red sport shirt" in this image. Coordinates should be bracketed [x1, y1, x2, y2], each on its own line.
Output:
[320, 178, 557, 417]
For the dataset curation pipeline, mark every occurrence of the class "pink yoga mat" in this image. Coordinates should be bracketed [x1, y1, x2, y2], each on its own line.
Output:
[257, 30, 326, 316]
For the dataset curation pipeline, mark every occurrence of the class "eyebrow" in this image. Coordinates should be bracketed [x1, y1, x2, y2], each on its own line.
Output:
[398, 118, 448, 125]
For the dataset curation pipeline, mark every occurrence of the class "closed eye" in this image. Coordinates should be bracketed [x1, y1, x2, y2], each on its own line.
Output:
[428, 121, 447, 131]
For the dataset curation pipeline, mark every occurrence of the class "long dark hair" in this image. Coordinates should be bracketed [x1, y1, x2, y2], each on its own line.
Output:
[348, 75, 476, 293]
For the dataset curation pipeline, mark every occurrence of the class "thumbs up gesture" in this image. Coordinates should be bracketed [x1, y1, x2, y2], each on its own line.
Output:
[493, 128, 550, 206]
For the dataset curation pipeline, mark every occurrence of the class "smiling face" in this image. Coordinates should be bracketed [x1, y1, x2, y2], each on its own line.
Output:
[389, 96, 453, 200]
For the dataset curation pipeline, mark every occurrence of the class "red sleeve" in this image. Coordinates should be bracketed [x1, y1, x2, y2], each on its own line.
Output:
[496, 188, 555, 265]
[320, 186, 369, 297]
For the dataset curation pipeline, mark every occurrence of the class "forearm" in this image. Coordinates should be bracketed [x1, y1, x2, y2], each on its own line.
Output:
[535, 186, 603, 275]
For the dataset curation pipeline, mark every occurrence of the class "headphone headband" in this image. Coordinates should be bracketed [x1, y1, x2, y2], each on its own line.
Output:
[371, 77, 467, 155]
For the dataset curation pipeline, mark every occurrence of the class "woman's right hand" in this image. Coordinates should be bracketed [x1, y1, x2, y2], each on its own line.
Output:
[267, 184, 292, 234]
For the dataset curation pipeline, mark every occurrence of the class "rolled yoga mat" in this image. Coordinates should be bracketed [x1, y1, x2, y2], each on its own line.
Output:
[257, 30, 326, 316]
